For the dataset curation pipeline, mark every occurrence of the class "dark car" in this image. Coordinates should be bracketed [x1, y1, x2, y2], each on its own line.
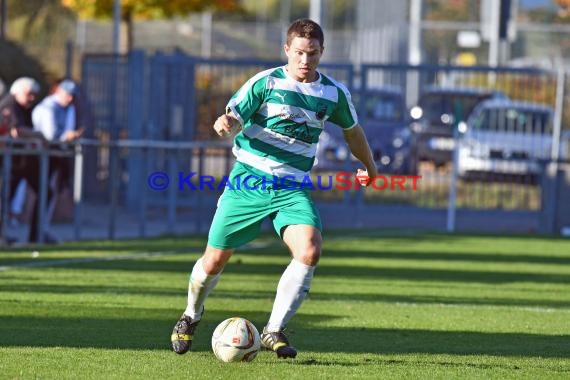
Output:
[314, 86, 409, 172]
[409, 86, 508, 167]
[380, 126, 419, 175]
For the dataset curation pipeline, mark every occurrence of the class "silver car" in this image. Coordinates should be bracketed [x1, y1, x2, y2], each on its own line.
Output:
[458, 99, 556, 182]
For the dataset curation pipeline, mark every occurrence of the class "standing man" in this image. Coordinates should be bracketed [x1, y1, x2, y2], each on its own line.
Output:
[171, 19, 377, 359]
[32, 79, 83, 211]
[32, 79, 83, 143]
[0, 77, 54, 244]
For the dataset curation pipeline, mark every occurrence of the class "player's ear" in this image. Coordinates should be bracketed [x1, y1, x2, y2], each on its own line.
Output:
[283, 44, 290, 55]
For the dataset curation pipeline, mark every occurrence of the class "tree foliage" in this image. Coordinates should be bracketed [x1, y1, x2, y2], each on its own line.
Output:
[0, 39, 49, 96]
[61, 0, 240, 21]
[5, 0, 75, 40]
[424, 0, 474, 22]
[555, 0, 570, 17]
[60, 0, 241, 51]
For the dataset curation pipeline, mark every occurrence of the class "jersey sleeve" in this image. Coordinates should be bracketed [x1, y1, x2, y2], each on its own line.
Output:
[226, 75, 267, 126]
[328, 86, 358, 130]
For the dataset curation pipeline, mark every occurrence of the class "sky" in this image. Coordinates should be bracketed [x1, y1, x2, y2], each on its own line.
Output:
[519, 0, 557, 9]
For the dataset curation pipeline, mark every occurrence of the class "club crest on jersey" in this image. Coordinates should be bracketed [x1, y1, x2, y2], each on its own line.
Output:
[315, 103, 327, 120]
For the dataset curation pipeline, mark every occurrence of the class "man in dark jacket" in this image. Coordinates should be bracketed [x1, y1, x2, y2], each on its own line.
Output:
[0, 77, 57, 244]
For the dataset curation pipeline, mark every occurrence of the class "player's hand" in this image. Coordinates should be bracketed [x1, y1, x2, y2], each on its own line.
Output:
[356, 168, 371, 187]
[214, 114, 236, 137]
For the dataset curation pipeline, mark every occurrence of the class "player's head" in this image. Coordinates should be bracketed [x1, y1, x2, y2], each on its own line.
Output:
[284, 19, 324, 83]
[10, 77, 40, 109]
[286, 19, 324, 48]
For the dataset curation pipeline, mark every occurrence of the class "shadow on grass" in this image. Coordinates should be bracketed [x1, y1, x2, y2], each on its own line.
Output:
[0, 312, 568, 358]
[2, 252, 570, 286]
[1, 278, 568, 310]
[322, 249, 570, 265]
[14, 258, 566, 285]
[0, 237, 207, 254]
[2, 279, 569, 310]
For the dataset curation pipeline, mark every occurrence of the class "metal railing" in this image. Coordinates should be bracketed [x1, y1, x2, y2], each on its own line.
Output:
[1, 137, 76, 244]
[3, 134, 570, 245]
[1, 137, 235, 245]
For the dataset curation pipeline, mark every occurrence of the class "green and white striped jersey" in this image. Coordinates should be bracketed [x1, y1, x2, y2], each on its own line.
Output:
[226, 66, 358, 182]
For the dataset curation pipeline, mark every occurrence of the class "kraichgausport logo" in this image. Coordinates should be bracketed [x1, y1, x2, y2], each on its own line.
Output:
[147, 172, 422, 191]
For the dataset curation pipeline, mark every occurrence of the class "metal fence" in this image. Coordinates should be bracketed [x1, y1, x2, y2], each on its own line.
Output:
[2, 52, 569, 245]
[1, 134, 569, 246]
[80, 52, 568, 211]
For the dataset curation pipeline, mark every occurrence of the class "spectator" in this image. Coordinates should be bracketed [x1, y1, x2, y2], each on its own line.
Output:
[33, 79, 83, 192]
[0, 77, 57, 244]
[33, 79, 83, 143]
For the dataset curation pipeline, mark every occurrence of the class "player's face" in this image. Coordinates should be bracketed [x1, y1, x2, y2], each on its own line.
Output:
[284, 36, 323, 83]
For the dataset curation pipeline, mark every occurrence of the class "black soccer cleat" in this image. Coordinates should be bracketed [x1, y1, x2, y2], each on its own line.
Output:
[260, 327, 297, 358]
[171, 314, 201, 354]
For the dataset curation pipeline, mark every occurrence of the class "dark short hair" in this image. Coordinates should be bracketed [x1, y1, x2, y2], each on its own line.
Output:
[286, 19, 324, 48]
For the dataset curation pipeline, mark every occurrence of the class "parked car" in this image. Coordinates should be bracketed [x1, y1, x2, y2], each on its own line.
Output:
[381, 126, 419, 175]
[458, 99, 556, 182]
[409, 86, 508, 167]
[314, 86, 410, 173]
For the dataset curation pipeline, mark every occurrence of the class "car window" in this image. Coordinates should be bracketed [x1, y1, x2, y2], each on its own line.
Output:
[418, 94, 445, 124]
[450, 95, 489, 119]
[417, 92, 495, 125]
[471, 107, 552, 134]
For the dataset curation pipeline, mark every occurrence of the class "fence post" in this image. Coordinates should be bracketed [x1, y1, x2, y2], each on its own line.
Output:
[0, 141, 12, 243]
[37, 148, 50, 244]
[126, 50, 146, 211]
[108, 142, 119, 240]
[446, 98, 465, 233]
[540, 65, 566, 235]
[73, 142, 84, 240]
[138, 144, 148, 238]
[167, 148, 178, 232]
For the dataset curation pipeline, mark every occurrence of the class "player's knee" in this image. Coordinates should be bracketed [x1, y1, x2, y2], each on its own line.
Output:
[297, 241, 321, 266]
[202, 256, 226, 274]
[306, 251, 321, 266]
[202, 248, 233, 274]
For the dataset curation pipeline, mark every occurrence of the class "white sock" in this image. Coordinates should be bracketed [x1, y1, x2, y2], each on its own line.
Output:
[183, 258, 221, 320]
[266, 259, 315, 332]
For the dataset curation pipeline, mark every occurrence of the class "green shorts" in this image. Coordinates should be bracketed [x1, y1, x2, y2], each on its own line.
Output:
[207, 162, 322, 249]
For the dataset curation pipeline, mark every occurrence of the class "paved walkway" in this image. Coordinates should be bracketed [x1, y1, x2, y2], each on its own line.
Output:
[2, 200, 545, 248]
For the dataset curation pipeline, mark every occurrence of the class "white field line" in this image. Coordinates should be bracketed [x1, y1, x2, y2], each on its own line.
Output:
[0, 240, 274, 272]
[0, 250, 196, 271]
[392, 301, 570, 314]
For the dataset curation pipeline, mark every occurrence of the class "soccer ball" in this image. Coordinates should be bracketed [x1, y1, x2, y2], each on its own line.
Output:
[211, 317, 261, 362]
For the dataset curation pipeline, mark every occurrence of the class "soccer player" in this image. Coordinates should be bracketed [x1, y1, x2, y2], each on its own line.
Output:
[171, 18, 377, 358]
